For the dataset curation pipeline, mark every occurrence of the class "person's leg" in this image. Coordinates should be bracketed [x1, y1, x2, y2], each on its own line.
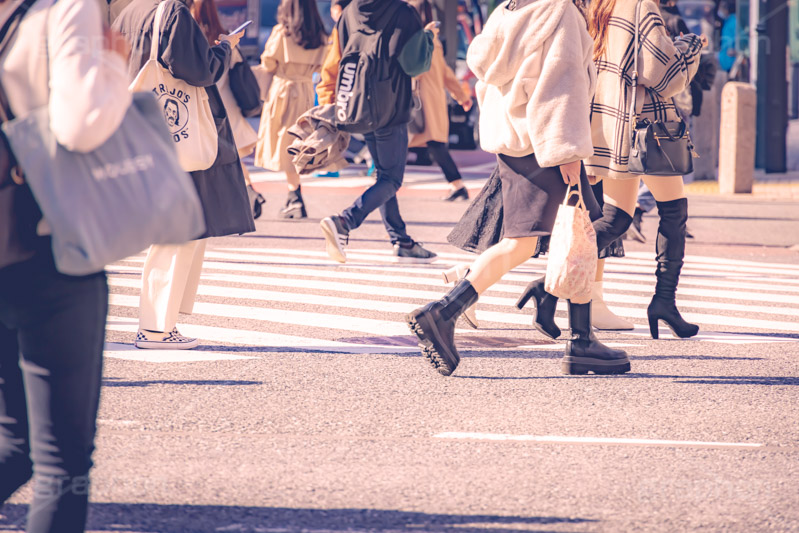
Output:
[642, 175, 698, 339]
[594, 177, 639, 251]
[407, 236, 537, 376]
[178, 240, 207, 316]
[601, 177, 641, 216]
[137, 242, 201, 348]
[0, 322, 33, 503]
[427, 141, 467, 199]
[591, 258, 635, 330]
[340, 126, 406, 233]
[466, 237, 539, 294]
[8, 252, 107, 532]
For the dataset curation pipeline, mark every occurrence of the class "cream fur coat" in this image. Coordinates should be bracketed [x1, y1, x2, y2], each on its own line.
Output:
[466, 0, 596, 167]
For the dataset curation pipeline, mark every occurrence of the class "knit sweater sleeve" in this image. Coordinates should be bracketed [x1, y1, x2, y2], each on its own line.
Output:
[523, 8, 595, 167]
[636, 0, 703, 98]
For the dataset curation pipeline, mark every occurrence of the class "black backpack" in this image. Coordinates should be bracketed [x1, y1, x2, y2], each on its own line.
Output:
[334, 2, 410, 133]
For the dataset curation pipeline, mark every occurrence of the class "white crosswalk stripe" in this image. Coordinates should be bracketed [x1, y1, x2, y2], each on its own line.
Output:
[104, 246, 799, 362]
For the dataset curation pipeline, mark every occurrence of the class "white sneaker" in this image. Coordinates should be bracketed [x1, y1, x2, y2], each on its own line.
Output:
[134, 328, 199, 350]
[320, 216, 349, 263]
[591, 282, 634, 331]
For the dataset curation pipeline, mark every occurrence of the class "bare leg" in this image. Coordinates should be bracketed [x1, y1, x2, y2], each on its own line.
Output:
[466, 236, 538, 294]
[595, 258, 605, 282]
[285, 166, 301, 191]
[602, 176, 642, 216]
[641, 175, 685, 202]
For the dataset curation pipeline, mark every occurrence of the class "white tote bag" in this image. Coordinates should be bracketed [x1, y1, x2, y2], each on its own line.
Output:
[129, 2, 217, 172]
[545, 182, 598, 303]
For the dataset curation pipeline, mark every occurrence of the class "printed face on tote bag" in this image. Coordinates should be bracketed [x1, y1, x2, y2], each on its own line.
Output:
[157, 87, 189, 138]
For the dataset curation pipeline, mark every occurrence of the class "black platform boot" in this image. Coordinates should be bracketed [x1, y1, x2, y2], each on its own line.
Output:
[279, 187, 307, 219]
[406, 280, 479, 376]
[562, 301, 631, 375]
[515, 277, 561, 340]
[647, 198, 699, 339]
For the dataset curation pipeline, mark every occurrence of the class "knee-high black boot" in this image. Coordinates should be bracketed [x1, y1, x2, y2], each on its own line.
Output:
[562, 301, 631, 375]
[647, 198, 699, 339]
[407, 280, 479, 376]
[516, 204, 633, 337]
[594, 203, 634, 251]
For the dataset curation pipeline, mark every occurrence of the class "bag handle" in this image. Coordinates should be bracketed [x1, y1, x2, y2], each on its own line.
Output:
[628, 0, 643, 143]
[562, 179, 587, 211]
[150, 2, 168, 63]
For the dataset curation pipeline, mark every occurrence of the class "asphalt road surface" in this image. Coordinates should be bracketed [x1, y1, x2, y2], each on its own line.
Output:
[3, 154, 799, 532]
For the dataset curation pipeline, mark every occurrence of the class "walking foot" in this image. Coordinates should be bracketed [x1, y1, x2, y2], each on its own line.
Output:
[135, 328, 199, 350]
[515, 277, 561, 339]
[562, 301, 630, 375]
[320, 215, 349, 263]
[442, 265, 478, 329]
[406, 280, 478, 376]
[591, 282, 634, 331]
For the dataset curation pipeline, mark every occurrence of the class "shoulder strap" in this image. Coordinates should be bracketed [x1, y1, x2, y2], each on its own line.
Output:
[149, 1, 168, 63]
[628, 0, 642, 139]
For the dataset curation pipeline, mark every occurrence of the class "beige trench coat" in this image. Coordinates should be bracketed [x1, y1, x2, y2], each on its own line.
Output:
[409, 39, 470, 148]
[254, 24, 327, 171]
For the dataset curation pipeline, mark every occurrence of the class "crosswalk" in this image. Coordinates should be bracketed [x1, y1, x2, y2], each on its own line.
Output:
[103, 245, 799, 362]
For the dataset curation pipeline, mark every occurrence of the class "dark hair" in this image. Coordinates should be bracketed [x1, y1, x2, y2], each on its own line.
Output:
[277, 0, 327, 50]
[189, 0, 228, 44]
[408, 0, 434, 25]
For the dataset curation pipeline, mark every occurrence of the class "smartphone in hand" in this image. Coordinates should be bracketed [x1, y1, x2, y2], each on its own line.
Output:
[228, 20, 252, 36]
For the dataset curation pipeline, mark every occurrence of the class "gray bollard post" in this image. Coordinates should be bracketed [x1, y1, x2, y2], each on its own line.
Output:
[718, 82, 757, 194]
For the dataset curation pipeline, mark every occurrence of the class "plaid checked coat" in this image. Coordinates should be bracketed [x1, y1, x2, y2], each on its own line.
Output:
[584, 0, 703, 179]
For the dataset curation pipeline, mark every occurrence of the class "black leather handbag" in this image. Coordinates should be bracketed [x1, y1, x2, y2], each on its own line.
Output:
[229, 56, 263, 118]
[627, 0, 696, 176]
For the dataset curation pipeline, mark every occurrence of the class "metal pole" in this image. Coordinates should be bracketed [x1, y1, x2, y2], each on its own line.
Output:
[757, 0, 789, 172]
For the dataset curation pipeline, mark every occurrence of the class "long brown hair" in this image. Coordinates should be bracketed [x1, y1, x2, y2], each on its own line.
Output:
[408, 0, 434, 25]
[189, 0, 228, 45]
[588, 0, 617, 61]
[277, 0, 327, 50]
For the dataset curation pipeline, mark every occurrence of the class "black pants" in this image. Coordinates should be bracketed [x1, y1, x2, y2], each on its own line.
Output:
[342, 125, 412, 245]
[427, 141, 462, 183]
[0, 245, 107, 533]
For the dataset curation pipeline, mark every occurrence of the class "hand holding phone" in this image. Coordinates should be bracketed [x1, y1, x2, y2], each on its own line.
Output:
[228, 20, 252, 36]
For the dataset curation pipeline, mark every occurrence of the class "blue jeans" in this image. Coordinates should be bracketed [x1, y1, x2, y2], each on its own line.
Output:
[637, 182, 657, 213]
[341, 125, 412, 245]
[0, 244, 107, 533]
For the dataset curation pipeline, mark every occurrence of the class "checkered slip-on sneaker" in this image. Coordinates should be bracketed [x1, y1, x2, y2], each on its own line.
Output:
[134, 328, 199, 350]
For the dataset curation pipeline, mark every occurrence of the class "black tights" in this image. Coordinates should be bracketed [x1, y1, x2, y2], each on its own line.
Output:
[427, 141, 462, 183]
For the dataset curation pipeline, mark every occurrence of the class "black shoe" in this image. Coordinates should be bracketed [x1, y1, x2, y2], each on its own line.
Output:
[442, 187, 469, 201]
[247, 185, 266, 220]
[406, 280, 479, 376]
[562, 301, 630, 375]
[279, 187, 307, 219]
[515, 277, 561, 339]
[648, 198, 699, 339]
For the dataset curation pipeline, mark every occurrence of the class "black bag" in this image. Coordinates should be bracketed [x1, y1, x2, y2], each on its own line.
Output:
[0, 0, 42, 270]
[627, 0, 695, 176]
[229, 57, 262, 118]
[408, 79, 425, 135]
[334, 1, 409, 133]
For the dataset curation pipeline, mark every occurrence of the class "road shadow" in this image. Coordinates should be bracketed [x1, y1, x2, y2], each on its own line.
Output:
[101, 378, 263, 388]
[454, 373, 799, 386]
[0, 503, 596, 533]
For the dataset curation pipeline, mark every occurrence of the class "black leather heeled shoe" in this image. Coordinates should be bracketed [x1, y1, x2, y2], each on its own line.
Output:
[515, 277, 561, 340]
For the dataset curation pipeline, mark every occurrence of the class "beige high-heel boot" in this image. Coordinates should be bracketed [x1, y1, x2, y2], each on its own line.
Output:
[442, 265, 478, 329]
[591, 281, 634, 330]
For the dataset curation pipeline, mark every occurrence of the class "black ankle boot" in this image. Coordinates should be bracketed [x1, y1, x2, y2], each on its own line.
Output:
[593, 204, 634, 251]
[406, 280, 479, 376]
[247, 185, 266, 220]
[562, 301, 630, 375]
[515, 277, 560, 339]
[648, 198, 699, 339]
[279, 187, 307, 219]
